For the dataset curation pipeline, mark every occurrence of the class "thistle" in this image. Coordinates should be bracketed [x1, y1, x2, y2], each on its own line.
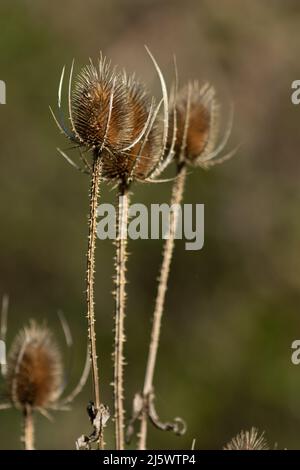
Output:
[51, 48, 174, 450]
[137, 80, 236, 449]
[0, 318, 89, 450]
[224, 428, 269, 450]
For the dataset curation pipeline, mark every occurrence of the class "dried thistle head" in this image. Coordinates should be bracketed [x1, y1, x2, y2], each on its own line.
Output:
[6, 321, 63, 410]
[168, 81, 235, 169]
[50, 49, 174, 184]
[224, 428, 269, 450]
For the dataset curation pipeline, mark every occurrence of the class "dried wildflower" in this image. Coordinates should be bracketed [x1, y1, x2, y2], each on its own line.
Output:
[6, 321, 63, 409]
[0, 315, 90, 450]
[137, 79, 236, 449]
[224, 428, 269, 450]
[51, 48, 174, 450]
[168, 81, 235, 168]
[50, 50, 173, 184]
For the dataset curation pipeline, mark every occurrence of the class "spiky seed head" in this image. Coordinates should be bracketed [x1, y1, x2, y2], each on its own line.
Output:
[100, 81, 161, 181]
[223, 428, 269, 450]
[71, 57, 162, 182]
[6, 321, 63, 410]
[168, 81, 219, 166]
[72, 58, 132, 152]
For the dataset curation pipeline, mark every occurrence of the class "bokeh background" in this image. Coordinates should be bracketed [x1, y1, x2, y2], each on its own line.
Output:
[1, 0, 300, 450]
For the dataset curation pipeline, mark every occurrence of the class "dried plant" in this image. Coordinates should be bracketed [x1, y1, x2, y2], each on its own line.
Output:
[224, 427, 269, 450]
[136, 81, 236, 449]
[107, 49, 175, 450]
[51, 48, 175, 450]
[50, 56, 123, 448]
[0, 318, 89, 450]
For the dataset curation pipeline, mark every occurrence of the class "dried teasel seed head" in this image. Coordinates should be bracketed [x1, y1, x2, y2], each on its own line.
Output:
[223, 428, 269, 450]
[72, 57, 133, 153]
[71, 57, 162, 182]
[168, 81, 220, 166]
[101, 75, 162, 181]
[52, 51, 172, 183]
[6, 321, 63, 410]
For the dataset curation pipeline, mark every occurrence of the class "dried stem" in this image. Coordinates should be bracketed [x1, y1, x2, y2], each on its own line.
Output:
[138, 162, 187, 449]
[23, 405, 34, 450]
[113, 181, 130, 450]
[86, 155, 103, 448]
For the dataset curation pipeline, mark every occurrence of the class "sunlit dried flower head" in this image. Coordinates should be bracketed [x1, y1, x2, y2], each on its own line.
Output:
[50, 49, 175, 183]
[168, 81, 235, 169]
[6, 321, 63, 410]
[224, 428, 269, 450]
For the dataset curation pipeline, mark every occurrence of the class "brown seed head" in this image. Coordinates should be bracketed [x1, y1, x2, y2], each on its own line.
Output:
[169, 81, 219, 166]
[72, 58, 162, 181]
[100, 79, 162, 181]
[72, 58, 132, 152]
[6, 321, 63, 410]
[223, 428, 269, 450]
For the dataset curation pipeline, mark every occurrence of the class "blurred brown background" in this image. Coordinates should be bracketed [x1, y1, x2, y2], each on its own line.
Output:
[1, 0, 300, 449]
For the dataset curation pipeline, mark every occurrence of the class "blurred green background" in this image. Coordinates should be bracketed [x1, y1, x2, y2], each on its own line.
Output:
[1, 0, 300, 450]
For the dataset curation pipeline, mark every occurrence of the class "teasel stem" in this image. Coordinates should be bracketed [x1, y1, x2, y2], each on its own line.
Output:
[113, 179, 130, 450]
[23, 405, 34, 450]
[86, 155, 103, 449]
[138, 162, 187, 450]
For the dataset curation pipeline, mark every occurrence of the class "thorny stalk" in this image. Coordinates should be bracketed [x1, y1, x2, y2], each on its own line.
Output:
[114, 181, 130, 450]
[139, 162, 187, 450]
[86, 155, 103, 449]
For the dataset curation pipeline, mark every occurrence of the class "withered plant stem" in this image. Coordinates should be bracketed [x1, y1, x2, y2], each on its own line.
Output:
[86, 155, 103, 449]
[23, 405, 34, 450]
[139, 162, 187, 450]
[114, 180, 130, 450]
